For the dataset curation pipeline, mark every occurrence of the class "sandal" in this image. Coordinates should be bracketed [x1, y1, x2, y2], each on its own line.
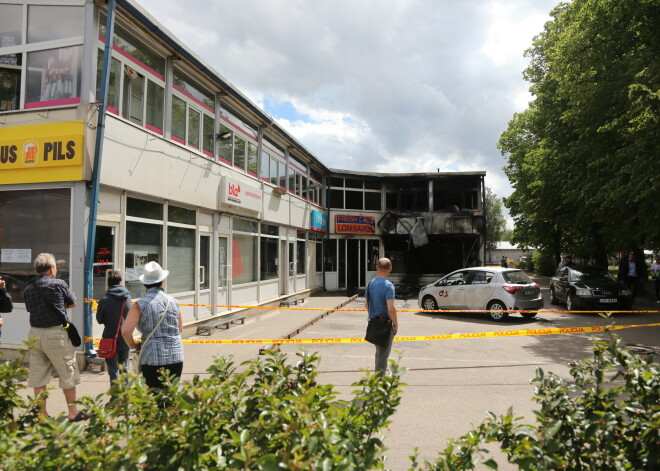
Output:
[68, 411, 90, 422]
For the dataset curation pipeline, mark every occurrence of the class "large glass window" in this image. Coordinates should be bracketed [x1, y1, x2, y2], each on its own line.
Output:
[95, 52, 120, 112]
[234, 137, 246, 170]
[365, 192, 381, 211]
[125, 221, 162, 299]
[296, 239, 306, 275]
[167, 226, 195, 293]
[278, 162, 287, 188]
[101, 18, 165, 77]
[122, 67, 144, 125]
[260, 237, 278, 280]
[0, 54, 21, 112]
[218, 237, 228, 288]
[173, 69, 214, 112]
[0, 189, 71, 303]
[247, 142, 258, 175]
[288, 167, 295, 193]
[203, 115, 214, 157]
[260, 151, 270, 180]
[26, 46, 82, 106]
[168, 205, 195, 225]
[171, 95, 186, 143]
[269, 158, 278, 186]
[146, 81, 164, 133]
[127, 197, 163, 219]
[315, 242, 323, 273]
[188, 108, 200, 149]
[28, 6, 84, 44]
[0, 5, 22, 47]
[218, 124, 232, 164]
[232, 234, 257, 284]
[346, 190, 363, 210]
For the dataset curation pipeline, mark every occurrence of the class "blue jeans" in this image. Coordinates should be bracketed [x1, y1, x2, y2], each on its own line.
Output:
[105, 348, 130, 390]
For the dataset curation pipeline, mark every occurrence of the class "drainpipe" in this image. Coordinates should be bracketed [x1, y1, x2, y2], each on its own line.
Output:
[84, 0, 116, 356]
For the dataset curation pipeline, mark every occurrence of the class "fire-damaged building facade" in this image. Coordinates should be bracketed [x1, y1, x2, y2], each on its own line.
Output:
[325, 170, 486, 296]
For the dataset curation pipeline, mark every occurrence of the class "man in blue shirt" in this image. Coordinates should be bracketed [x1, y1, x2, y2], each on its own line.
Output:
[364, 258, 399, 376]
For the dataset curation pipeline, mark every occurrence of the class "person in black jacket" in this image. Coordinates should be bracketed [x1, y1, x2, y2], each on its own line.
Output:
[618, 252, 642, 303]
[0, 276, 13, 338]
[96, 270, 132, 399]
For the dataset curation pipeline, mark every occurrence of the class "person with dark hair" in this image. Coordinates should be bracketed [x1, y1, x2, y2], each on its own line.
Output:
[23, 253, 87, 422]
[364, 258, 399, 376]
[96, 270, 131, 400]
[0, 275, 13, 338]
[618, 253, 642, 303]
[122, 262, 184, 390]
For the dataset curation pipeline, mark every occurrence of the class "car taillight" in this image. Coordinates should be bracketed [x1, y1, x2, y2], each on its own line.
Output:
[533, 283, 540, 289]
[503, 285, 523, 294]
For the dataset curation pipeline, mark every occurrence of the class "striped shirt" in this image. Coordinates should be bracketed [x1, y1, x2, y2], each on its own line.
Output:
[136, 287, 183, 366]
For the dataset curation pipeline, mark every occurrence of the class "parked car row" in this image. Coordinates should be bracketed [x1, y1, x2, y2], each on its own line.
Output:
[418, 264, 633, 321]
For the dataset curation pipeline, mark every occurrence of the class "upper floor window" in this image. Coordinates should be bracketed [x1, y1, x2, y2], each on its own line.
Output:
[28, 5, 84, 44]
[171, 68, 215, 156]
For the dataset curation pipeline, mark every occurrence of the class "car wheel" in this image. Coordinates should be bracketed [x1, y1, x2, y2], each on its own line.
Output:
[549, 287, 559, 305]
[567, 293, 574, 311]
[487, 300, 509, 321]
[521, 311, 537, 319]
[421, 296, 438, 311]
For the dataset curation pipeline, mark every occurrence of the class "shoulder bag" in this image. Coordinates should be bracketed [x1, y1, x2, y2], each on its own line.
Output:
[135, 296, 171, 374]
[98, 300, 126, 359]
[30, 280, 81, 347]
[364, 279, 393, 347]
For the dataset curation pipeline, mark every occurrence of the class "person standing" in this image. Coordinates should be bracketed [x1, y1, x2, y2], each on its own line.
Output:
[364, 258, 399, 376]
[500, 256, 507, 268]
[0, 276, 13, 338]
[618, 253, 642, 303]
[23, 253, 88, 422]
[651, 255, 660, 304]
[121, 261, 184, 390]
[96, 270, 131, 398]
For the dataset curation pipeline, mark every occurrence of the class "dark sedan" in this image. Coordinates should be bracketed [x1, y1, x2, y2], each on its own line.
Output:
[549, 265, 633, 311]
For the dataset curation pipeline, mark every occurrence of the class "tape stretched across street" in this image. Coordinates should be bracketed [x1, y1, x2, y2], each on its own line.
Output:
[83, 299, 660, 315]
[85, 322, 660, 345]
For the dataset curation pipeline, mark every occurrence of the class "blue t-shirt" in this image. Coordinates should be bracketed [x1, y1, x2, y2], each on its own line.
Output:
[366, 277, 395, 320]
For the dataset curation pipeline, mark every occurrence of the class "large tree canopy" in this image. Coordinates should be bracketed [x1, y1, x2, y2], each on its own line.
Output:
[499, 0, 660, 265]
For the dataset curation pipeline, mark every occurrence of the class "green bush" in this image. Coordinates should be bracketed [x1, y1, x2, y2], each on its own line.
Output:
[411, 329, 660, 470]
[0, 350, 404, 470]
[531, 249, 556, 276]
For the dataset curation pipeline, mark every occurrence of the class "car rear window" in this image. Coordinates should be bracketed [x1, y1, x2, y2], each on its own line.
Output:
[502, 270, 533, 284]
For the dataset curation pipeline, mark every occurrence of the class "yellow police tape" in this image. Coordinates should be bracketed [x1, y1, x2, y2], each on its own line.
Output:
[85, 322, 660, 345]
[84, 299, 660, 314]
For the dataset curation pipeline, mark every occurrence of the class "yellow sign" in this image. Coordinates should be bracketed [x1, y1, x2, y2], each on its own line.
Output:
[0, 121, 85, 184]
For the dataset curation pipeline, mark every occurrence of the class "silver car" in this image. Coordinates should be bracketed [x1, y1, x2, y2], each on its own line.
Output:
[418, 267, 543, 321]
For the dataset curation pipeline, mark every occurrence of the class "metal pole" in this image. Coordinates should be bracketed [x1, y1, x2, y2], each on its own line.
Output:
[84, 0, 116, 356]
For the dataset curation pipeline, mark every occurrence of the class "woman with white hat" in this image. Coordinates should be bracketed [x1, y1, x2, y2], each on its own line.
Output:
[121, 261, 184, 389]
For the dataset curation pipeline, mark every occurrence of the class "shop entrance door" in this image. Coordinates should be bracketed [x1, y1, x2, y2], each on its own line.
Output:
[92, 225, 116, 301]
[196, 234, 211, 319]
[346, 240, 360, 295]
[279, 240, 287, 296]
[217, 236, 229, 311]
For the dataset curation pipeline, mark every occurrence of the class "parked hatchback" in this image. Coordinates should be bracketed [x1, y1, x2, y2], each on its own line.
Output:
[549, 265, 633, 311]
[418, 267, 543, 321]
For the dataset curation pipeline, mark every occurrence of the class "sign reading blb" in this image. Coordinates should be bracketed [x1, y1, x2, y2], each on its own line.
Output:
[310, 210, 328, 233]
[335, 215, 375, 234]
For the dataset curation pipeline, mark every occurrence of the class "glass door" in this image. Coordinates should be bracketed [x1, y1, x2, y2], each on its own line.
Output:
[196, 234, 211, 319]
[92, 225, 116, 301]
[217, 236, 229, 311]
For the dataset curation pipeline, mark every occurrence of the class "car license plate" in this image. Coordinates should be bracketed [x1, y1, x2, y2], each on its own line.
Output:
[523, 289, 534, 296]
[600, 298, 617, 303]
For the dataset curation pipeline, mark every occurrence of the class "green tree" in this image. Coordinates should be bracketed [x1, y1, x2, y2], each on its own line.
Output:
[485, 187, 506, 253]
[499, 0, 660, 264]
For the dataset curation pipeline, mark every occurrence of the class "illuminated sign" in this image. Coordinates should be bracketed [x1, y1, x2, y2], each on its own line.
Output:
[310, 210, 328, 233]
[335, 215, 375, 234]
[220, 176, 262, 212]
[0, 121, 85, 184]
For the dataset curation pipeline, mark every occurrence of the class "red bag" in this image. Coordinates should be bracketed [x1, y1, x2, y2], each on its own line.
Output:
[98, 300, 126, 359]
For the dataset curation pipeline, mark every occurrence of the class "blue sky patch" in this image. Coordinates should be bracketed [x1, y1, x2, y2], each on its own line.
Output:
[263, 98, 314, 123]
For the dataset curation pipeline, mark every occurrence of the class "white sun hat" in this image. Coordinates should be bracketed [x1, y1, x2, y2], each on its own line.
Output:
[139, 261, 169, 284]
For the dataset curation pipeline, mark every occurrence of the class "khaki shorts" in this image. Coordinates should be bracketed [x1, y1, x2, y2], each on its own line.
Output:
[28, 326, 80, 390]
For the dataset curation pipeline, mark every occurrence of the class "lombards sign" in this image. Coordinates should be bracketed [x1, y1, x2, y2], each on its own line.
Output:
[220, 177, 262, 213]
[0, 121, 84, 184]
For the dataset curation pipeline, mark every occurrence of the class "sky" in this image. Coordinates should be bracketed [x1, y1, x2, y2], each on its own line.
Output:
[136, 0, 560, 224]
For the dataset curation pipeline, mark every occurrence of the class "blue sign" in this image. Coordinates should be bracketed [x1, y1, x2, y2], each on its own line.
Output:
[310, 210, 328, 233]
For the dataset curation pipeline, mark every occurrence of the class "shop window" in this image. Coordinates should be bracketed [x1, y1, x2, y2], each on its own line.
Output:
[232, 233, 257, 284]
[234, 137, 246, 170]
[234, 218, 258, 233]
[260, 237, 278, 281]
[28, 5, 84, 44]
[296, 240, 306, 274]
[315, 242, 323, 273]
[0, 189, 71, 303]
[171, 95, 186, 143]
[246, 142, 257, 175]
[218, 124, 232, 164]
[203, 115, 214, 157]
[345, 190, 363, 210]
[167, 226, 195, 293]
[95, 52, 120, 112]
[127, 197, 163, 220]
[188, 108, 200, 149]
[261, 224, 278, 236]
[365, 192, 381, 211]
[26, 46, 82, 107]
[0, 5, 22, 47]
[330, 189, 343, 209]
[168, 205, 195, 225]
[146, 81, 164, 133]
[125, 221, 162, 299]
[122, 67, 144, 125]
[0, 54, 21, 112]
[260, 151, 270, 180]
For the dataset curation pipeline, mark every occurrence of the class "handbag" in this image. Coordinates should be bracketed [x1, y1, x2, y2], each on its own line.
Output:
[365, 317, 393, 347]
[98, 300, 126, 359]
[135, 296, 171, 374]
[31, 279, 82, 347]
